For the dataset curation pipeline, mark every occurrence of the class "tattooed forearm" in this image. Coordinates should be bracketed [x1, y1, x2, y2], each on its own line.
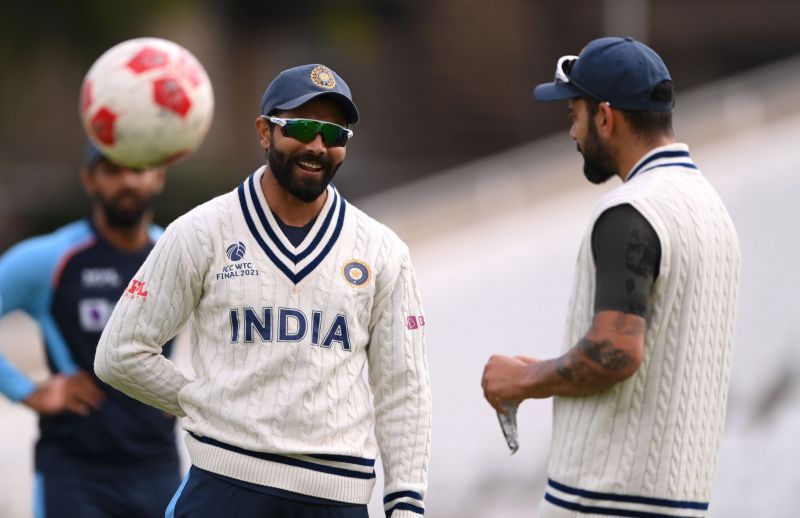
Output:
[580, 338, 631, 371]
[612, 312, 647, 337]
[556, 357, 575, 382]
[551, 311, 645, 393]
[556, 338, 632, 385]
[555, 355, 592, 384]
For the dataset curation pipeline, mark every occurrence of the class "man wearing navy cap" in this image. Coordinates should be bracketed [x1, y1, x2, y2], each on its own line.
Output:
[96, 64, 431, 518]
[482, 38, 740, 516]
[0, 146, 179, 517]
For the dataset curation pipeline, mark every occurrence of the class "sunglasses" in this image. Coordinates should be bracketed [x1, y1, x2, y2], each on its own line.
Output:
[265, 116, 354, 147]
[553, 54, 603, 102]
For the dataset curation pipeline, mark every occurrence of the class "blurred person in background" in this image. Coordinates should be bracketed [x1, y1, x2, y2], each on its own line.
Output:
[95, 64, 431, 518]
[482, 37, 740, 517]
[0, 144, 180, 517]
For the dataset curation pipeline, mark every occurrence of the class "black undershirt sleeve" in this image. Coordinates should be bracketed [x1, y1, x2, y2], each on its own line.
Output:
[591, 204, 661, 317]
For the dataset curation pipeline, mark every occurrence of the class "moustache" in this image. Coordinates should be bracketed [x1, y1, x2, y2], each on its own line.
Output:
[111, 190, 144, 205]
[291, 151, 333, 170]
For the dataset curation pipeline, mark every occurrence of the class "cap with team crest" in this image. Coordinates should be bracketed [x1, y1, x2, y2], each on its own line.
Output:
[260, 64, 359, 124]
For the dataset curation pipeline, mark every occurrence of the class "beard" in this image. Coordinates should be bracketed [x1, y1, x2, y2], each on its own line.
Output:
[98, 191, 154, 229]
[578, 122, 617, 184]
[267, 147, 340, 203]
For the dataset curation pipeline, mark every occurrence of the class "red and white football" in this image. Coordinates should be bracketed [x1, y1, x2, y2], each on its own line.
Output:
[79, 37, 214, 169]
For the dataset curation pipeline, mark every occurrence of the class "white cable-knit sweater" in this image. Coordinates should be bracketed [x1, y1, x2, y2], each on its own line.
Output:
[541, 144, 740, 518]
[95, 167, 431, 517]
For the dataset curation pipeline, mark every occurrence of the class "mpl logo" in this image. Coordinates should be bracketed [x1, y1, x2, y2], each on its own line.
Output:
[125, 279, 149, 299]
[226, 242, 246, 261]
[82, 268, 121, 288]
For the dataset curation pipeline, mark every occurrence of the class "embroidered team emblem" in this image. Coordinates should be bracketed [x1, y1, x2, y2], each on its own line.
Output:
[341, 259, 371, 288]
[310, 65, 336, 89]
[226, 242, 247, 261]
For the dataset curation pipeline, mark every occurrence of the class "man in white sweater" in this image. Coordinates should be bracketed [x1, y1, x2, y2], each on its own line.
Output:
[482, 38, 739, 517]
[96, 64, 431, 518]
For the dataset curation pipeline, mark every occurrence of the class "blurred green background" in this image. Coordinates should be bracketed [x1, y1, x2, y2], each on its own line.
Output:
[2, 0, 799, 248]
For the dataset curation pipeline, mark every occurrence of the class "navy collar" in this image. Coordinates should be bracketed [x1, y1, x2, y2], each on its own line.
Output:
[625, 145, 698, 182]
[237, 168, 346, 285]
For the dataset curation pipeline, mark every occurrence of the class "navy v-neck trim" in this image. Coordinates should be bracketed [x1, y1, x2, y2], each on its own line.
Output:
[237, 172, 346, 285]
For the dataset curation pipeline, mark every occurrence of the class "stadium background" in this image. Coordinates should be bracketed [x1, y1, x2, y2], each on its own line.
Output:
[1, 1, 799, 516]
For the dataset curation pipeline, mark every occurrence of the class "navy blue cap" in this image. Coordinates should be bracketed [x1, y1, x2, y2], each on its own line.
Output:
[534, 37, 673, 111]
[260, 64, 359, 124]
[84, 140, 105, 168]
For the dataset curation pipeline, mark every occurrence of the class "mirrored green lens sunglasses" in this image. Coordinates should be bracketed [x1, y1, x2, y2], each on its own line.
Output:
[265, 116, 354, 147]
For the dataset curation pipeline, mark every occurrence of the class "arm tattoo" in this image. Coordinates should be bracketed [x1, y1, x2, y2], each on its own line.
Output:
[555, 357, 573, 382]
[556, 338, 631, 384]
[580, 338, 631, 371]
[556, 354, 591, 383]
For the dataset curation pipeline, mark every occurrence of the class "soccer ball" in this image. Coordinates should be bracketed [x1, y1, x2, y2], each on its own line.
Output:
[79, 37, 214, 169]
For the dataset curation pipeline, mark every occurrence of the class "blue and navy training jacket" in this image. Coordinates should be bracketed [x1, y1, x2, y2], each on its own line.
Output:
[0, 219, 178, 470]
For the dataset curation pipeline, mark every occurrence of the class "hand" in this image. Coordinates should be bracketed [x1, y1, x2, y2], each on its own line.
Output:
[482, 355, 540, 414]
[23, 371, 105, 416]
[513, 355, 539, 365]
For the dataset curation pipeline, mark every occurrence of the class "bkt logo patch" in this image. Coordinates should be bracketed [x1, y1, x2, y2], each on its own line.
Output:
[226, 242, 246, 261]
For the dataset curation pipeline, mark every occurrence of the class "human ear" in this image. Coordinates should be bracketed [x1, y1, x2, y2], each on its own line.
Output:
[80, 167, 96, 197]
[597, 102, 615, 138]
[255, 116, 272, 148]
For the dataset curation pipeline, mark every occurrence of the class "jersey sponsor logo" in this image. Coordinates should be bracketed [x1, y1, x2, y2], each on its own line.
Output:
[341, 259, 371, 288]
[125, 279, 149, 299]
[81, 268, 122, 288]
[78, 298, 115, 332]
[226, 241, 247, 261]
[216, 262, 260, 280]
[229, 307, 351, 351]
[406, 315, 426, 330]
